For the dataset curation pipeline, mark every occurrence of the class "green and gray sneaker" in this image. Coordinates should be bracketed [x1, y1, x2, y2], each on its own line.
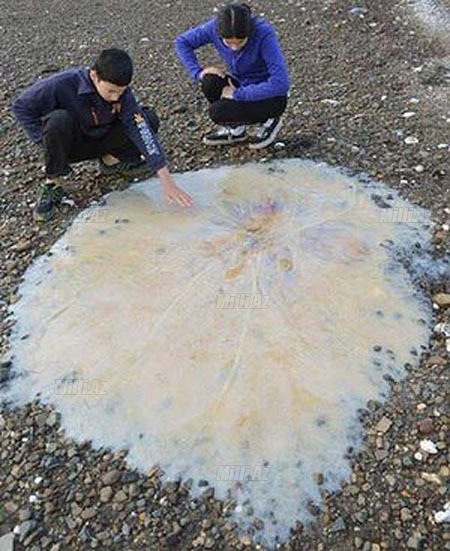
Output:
[33, 182, 65, 222]
[98, 158, 152, 179]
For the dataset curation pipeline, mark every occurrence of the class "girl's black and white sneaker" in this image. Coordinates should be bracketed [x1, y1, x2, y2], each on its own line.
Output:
[203, 126, 247, 146]
[249, 118, 283, 150]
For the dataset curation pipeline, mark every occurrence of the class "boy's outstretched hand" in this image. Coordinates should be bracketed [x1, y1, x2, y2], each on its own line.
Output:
[158, 166, 193, 207]
[164, 182, 193, 207]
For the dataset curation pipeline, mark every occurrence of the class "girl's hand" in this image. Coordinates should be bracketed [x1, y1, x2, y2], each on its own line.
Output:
[221, 78, 236, 99]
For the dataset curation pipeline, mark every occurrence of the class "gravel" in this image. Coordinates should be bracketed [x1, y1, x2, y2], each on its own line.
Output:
[1, 1, 449, 550]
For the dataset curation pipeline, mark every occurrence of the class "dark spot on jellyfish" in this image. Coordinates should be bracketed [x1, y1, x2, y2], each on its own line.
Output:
[410, 348, 418, 357]
[404, 362, 412, 371]
[139, 433, 143, 440]
[373, 360, 381, 367]
[48, 252, 53, 257]
[417, 318, 427, 326]
[376, 310, 384, 318]
[373, 345, 382, 352]
[394, 312, 403, 320]
[115, 218, 130, 224]
[414, 242, 422, 250]
[380, 239, 394, 250]
[371, 194, 392, 209]
[316, 416, 327, 427]
[296, 459, 302, 468]
[263, 460, 269, 467]
[383, 374, 395, 384]
[198, 479, 209, 487]
[98, 230, 106, 235]
[20, 334, 29, 341]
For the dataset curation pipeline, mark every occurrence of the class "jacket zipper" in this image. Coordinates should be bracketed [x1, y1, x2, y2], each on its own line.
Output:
[91, 107, 99, 126]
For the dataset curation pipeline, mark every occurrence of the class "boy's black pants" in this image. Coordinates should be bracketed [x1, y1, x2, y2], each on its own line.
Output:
[201, 74, 287, 126]
[42, 108, 159, 178]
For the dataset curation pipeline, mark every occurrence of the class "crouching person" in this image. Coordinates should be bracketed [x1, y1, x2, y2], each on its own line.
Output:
[175, 2, 290, 149]
[13, 48, 192, 221]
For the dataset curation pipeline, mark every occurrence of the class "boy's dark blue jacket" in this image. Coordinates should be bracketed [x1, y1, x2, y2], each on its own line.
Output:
[175, 17, 290, 101]
[12, 68, 167, 172]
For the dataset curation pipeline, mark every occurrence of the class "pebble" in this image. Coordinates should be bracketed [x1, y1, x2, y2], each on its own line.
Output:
[405, 137, 419, 145]
[374, 416, 392, 434]
[81, 507, 96, 520]
[0, 532, 14, 551]
[406, 534, 422, 549]
[327, 517, 346, 533]
[100, 486, 113, 503]
[433, 293, 450, 307]
[434, 503, 450, 523]
[101, 469, 122, 485]
[418, 418, 434, 434]
[420, 439, 438, 454]
[11, 240, 32, 253]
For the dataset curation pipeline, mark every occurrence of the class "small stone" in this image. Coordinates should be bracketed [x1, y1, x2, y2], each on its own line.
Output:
[327, 517, 346, 533]
[100, 486, 113, 503]
[114, 490, 127, 503]
[12, 240, 32, 253]
[405, 136, 419, 145]
[400, 508, 412, 522]
[433, 293, 450, 307]
[18, 508, 32, 521]
[0, 532, 14, 551]
[421, 472, 441, 484]
[101, 469, 122, 485]
[81, 507, 96, 520]
[406, 535, 422, 549]
[46, 412, 58, 427]
[385, 474, 396, 487]
[17, 520, 36, 542]
[5, 502, 18, 514]
[375, 416, 392, 434]
[420, 439, 438, 454]
[355, 537, 364, 549]
[418, 418, 434, 434]
[240, 535, 252, 546]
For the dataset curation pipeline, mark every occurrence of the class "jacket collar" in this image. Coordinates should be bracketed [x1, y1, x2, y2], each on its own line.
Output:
[77, 68, 96, 95]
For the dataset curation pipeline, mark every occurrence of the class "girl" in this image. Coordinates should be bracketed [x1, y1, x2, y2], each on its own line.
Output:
[175, 2, 290, 149]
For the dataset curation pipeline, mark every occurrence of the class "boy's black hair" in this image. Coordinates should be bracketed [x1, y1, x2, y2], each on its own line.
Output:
[217, 2, 253, 39]
[93, 48, 133, 86]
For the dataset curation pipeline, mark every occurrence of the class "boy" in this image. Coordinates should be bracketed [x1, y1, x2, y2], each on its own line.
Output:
[13, 48, 192, 221]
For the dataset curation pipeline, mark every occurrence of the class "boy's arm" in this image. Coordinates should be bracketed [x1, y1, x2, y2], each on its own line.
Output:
[119, 92, 192, 207]
[174, 19, 216, 82]
[12, 78, 58, 143]
[233, 28, 290, 102]
[119, 91, 167, 172]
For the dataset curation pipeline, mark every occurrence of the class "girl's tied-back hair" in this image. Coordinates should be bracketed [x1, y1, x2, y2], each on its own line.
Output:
[217, 2, 254, 39]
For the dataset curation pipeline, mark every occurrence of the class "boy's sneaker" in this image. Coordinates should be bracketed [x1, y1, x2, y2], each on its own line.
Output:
[203, 126, 247, 146]
[98, 158, 152, 179]
[33, 182, 65, 222]
[249, 118, 283, 150]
